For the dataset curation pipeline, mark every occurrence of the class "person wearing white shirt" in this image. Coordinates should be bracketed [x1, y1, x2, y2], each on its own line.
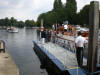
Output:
[64, 24, 68, 32]
[75, 31, 87, 66]
[52, 24, 55, 30]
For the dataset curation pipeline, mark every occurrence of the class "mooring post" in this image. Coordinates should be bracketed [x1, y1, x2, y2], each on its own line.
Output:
[87, 1, 99, 72]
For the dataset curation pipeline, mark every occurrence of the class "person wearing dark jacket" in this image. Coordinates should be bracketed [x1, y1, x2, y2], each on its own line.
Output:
[41, 30, 46, 38]
[41, 30, 46, 44]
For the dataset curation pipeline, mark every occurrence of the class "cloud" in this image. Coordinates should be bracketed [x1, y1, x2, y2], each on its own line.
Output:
[0, 0, 54, 21]
[0, 0, 100, 21]
[0, 0, 35, 20]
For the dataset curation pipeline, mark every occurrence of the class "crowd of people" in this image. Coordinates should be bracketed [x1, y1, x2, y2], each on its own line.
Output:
[40, 23, 81, 44]
[52, 23, 77, 37]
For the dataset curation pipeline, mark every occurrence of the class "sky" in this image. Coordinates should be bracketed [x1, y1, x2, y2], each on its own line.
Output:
[0, 0, 100, 21]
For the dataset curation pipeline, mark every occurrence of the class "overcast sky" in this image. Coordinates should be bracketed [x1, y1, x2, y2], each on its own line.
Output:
[0, 0, 99, 21]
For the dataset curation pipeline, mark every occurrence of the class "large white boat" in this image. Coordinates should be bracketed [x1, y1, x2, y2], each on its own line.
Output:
[7, 27, 19, 33]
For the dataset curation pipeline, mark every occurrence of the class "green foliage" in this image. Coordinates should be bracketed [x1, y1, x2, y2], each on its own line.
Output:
[45, 11, 58, 28]
[53, 0, 63, 12]
[0, 17, 36, 28]
[53, 0, 58, 11]
[65, 0, 77, 24]
[37, 0, 77, 28]
[5, 17, 10, 27]
[10, 17, 15, 26]
[58, 0, 63, 9]
[78, 5, 90, 26]
[18, 21, 25, 28]
[25, 20, 35, 27]
[0, 19, 5, 26]
[36, 13, 47, 27]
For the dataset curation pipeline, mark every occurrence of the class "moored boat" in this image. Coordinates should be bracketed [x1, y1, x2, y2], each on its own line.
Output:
[33, 25, 100, 75]
[7, 27, 19, 33]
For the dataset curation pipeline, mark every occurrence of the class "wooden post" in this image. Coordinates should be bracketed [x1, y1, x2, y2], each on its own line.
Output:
[87, 1, 99, 72]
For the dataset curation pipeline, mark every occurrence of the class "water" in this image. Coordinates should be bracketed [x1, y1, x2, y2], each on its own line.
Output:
[0, 28, 48, 75]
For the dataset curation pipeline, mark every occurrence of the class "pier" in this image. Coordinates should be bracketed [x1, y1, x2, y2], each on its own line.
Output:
[0, 40, 19, 75]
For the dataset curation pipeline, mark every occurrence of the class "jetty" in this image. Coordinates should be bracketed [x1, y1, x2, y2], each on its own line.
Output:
[0, 40, 19, 75]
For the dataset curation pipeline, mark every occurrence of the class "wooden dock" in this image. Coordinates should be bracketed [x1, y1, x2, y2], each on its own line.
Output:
[0, 40, 19, 75]
[0, 51, 19, 75]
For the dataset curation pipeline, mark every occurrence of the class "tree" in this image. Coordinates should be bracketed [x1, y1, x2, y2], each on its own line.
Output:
[0, 17, 38, 28]
[53, 0, 58, 11]
[18, 21, 25, 28]
[78, 5, 90, 26]
[36, 13, 47, 27]
[10, 17, 17, 27]
[0, 19, 5, 26]
[64, 0, 77, 24]
[36, 0, 78, 28]
[45, 11, 58, 28]
[58, 0, 63, 8]
[53, 0, 63, 11]
[66, 0, 77, 12]
[25, 20, 35, 27]
[5, 17, 10, 27]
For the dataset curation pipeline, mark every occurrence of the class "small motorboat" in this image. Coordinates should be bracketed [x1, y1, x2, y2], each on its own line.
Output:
[7, 27, 19, 33]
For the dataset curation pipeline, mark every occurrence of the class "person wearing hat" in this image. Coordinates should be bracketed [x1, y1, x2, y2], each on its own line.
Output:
[75, 31, 87, 66]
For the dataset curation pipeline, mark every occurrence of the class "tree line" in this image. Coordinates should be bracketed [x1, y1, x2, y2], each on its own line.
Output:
[0, 17, 36, 28]
[36, 0, 100, 28]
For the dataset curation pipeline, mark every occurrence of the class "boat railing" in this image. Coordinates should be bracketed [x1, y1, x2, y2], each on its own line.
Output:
[54, 35, 100, 66]
[55, 36, 76, 53]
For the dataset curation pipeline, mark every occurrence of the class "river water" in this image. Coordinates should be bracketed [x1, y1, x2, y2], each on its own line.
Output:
[0, 28, 48, 75]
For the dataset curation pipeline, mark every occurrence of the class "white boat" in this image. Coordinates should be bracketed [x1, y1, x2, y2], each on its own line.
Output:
[7, 27, 19, 33]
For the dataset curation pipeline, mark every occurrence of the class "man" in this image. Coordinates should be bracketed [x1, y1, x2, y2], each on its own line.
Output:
[64, 24, 68, 32]
[41, 29, 46, 44]
[52, 24, 55, 30]
[75, 31, 87, 66]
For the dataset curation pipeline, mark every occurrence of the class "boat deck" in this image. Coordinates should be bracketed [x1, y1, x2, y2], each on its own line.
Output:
[38, 42, 87, 70]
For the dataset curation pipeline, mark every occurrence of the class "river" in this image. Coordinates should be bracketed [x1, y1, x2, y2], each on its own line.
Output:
[0, 28, 48, 75]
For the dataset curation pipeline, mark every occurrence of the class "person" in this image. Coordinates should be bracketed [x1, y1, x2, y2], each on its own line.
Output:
[41, 29, 46, 44]
[72, 26, 76, 37]
[75, 31, 87, 66]
[52, 24, 55, 30]
[48, 30, 52, 42]
[64, 24, 68, 32]
[45, 29, 49, 42]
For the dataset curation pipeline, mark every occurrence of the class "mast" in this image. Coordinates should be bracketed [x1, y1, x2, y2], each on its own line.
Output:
[41, 19, 43, 28]
[40, 19, 44, 31]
